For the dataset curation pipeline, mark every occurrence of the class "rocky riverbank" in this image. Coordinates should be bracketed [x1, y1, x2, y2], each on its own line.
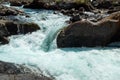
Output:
[0, 4, 40, 44]
[0, 61, 53, 80]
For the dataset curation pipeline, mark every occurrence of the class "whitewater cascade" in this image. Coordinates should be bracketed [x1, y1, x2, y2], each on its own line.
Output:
[0, 4, 120, 80]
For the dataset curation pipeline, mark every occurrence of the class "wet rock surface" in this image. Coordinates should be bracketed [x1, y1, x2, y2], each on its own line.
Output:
[57, 11, 120, 48]
[0, 3, 41, 44]
[0, 61, 53, 80]
[0, 74, 53, 80]
[10, 1, 23, 6]
[0, 5, 25, 16]
[24, 0, 94, 11]
[24, 0, 46, 9]
[0, 20, 40, 44]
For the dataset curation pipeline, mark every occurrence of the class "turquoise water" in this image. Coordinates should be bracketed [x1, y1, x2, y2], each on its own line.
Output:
[0, 4, 120, 80]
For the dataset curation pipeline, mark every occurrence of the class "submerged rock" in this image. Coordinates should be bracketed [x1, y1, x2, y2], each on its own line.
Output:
[0, 61, 53, 80]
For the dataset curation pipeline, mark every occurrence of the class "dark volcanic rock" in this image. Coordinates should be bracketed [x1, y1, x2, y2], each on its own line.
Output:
[57, 19, 119, 48]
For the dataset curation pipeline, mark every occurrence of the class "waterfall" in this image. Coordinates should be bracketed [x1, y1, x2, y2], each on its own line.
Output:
[40, 19, 69, 51]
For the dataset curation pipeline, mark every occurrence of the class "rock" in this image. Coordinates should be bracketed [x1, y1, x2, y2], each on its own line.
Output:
[57, 19, 119, 48]
[107, 6, 120, 14]
[0, 5, 24, 16]
[0, 20, 40, 44]
[93, 0, 120, 9]
[0, 36, 9, 44]
[0, 61, 53, 80]
[0, 74, 52, 80]
[104, 11, 120, 21]
[0, 20, 9, 44]
[93, 1, 112, 9]
[24, 0, 58, 9]
[5, 21, 18, 35]
[103, 11, 120, 42]
[19, 22, 40, 34]
[24, 0, 94, 11]
[0, 61, 24, 74]
[24, 0, 45, 9]
[5, 21, 40, 35]
[57, 2, 78, 10]
[9, 0, 31, 6]
[10, 1, 22, 6]
[70, 14, 82, 22]
[57, 1, 93, 11]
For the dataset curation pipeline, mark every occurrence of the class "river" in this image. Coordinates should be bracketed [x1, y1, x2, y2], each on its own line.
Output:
[0, 3, 120, 80]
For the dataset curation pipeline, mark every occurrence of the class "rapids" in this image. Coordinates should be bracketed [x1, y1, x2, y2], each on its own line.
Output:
[0, 3, 120, 80]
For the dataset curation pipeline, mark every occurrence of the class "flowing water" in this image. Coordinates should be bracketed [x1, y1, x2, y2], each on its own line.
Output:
[0, 4, 120, 80]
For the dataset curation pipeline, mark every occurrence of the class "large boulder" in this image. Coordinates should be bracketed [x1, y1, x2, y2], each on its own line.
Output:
[19, 22, 41, 34]
[0, 20, 40, 36]
[0, 61, 53, 80]
[0, 20, 40, 44]
[103, 11, 120, 42]
[57, 19, 119, 48]
[57, 11, 120, 48]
